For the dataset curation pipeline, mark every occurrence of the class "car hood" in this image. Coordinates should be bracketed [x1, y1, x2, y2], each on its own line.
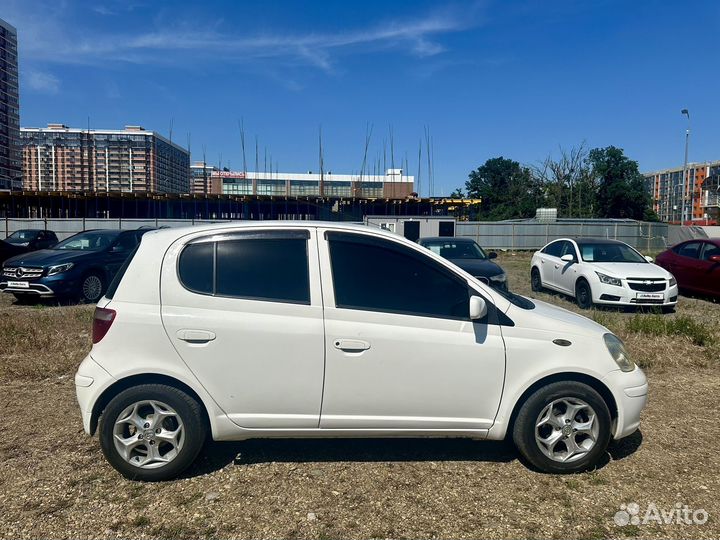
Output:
[509, 297, 609, 338]
[448, 258, 504, 277]
[3, 249, 96, 267]
[589, 262, 670, 279]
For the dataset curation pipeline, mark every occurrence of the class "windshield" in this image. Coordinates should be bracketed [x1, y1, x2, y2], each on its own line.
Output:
[578, 242, 646, 263]
[6, 230, 36, 243]
[423, 240, 487, 260]
[54, 231, 120, 251]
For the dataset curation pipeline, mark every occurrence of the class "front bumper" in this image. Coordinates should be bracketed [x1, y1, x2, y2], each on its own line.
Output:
[0, 274, 81, 297]
[75, 354, 115, 435]
[593, 281, 678, 307]
[603, 367, 648, 439]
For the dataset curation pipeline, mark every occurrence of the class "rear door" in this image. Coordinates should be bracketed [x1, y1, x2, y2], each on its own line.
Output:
[160, 228, 325, 429]
[697, 242, 720, 295]
[317, 230, 506, 431]
[672, 241, 703, 292]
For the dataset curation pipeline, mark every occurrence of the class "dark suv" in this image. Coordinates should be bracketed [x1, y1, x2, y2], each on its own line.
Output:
[5, 229, 59, 251]
[1, 229, 153, 303]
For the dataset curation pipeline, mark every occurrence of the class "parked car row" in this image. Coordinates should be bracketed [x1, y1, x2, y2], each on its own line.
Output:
[416, 234, 719, 309]
[1, 228, 153, 303]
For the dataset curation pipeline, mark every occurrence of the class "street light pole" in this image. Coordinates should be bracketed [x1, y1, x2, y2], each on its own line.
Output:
[681, 108, 690, 225]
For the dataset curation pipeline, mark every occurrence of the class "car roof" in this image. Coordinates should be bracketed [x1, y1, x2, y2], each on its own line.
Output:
[548, 237, 630, 246]
[141, 221, 407, 245]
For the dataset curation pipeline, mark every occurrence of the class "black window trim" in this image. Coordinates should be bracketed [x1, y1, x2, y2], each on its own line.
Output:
[676, 240, 703, 259]
[325, 230, 479, 322]
[177, 229, 312, 305]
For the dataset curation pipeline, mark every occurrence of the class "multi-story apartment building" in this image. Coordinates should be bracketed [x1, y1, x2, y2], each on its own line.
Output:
[644, 162, 719, 223]
[190, 161, 219, 194]
[209, 169, 415, 198]
[21, 124, 190, 194]
[0, 18, 20, 192]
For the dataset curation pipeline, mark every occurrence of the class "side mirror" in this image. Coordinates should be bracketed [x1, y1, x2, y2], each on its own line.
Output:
[644, 255, 654, 263]
[469, 295, 487, 320]
[488, 251, 498, 259]
[709, 254, 720, 263]
[560, 254, 575, 263]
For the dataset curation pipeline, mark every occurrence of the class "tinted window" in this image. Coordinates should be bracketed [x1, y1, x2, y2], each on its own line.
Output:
[178, 243, 214, 294]
[559, 241, 577, 259]
[701, 243, 720, 261]
[105, 246, 139, 300]
[177, 231, 311, 304]
[676, 242, 702, 259]
[112, 232, 139, 253]
[543, 241, 563, 257]
[215, 238, 310, 303]
[421, 239, 487, 260]
[328, 232, 469, 319]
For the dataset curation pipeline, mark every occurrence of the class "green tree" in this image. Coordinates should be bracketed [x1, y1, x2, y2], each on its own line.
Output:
[465, 157, 541, 220]
[588, 146, 651, 220]
[449, 187, 465, 198]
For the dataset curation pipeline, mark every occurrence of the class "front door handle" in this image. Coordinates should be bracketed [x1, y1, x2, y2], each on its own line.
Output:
[177, 329, 216, 343]
[333, 339, 371, 352]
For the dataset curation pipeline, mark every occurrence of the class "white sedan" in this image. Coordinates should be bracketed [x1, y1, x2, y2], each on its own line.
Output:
[531, 238, 678, 311]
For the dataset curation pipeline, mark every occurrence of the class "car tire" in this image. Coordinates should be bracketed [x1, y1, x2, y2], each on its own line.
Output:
[99, 384, 207, 481]
[79, 272, 105, 303]
[575, 279, 593, 309]
[530, 267, 543, 292]
[512, 381, 612, 474]
[661, 305, 675, 314]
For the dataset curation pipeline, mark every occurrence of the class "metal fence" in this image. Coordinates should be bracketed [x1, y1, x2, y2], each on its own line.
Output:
[455, 220, 705, 252]
[1, 217, 710, 249]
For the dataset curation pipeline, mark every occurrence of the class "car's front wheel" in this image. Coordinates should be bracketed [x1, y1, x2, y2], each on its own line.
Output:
[99, 384, 207, 481]
[79, 272, 105, 303]
[512, 381, 612, 473]
[575, 279, 593, 309]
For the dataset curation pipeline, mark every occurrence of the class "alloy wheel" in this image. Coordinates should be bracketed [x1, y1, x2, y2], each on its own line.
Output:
[112, 400, 185, 469]
[534, 397, 599, 463]
[82, 275, 103, 301]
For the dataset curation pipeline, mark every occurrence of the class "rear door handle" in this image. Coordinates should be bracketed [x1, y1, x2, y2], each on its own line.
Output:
[177, 329, 216, 343]
[333, 339, 371, 352]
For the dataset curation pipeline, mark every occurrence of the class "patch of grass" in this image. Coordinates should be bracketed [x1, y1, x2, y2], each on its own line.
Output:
[626, 314, 714, 347]
[131, 515, 150, 527]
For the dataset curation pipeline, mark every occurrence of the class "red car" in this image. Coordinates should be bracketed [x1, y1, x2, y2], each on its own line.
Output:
[655, 238, 720, 299]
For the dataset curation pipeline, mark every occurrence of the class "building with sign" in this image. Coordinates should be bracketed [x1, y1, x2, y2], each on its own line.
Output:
[209, 168, 414, 199]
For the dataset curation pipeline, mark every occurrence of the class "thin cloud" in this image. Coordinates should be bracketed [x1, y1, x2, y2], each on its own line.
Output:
[7, 1, 483, 72]
[25, 70, 60, 94]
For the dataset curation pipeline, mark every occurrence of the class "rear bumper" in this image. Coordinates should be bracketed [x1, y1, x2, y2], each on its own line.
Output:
[75, 355, 115, 435]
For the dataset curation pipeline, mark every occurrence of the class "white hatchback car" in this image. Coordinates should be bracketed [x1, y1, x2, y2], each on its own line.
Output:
[531, 238, 678, 311]
[76, 223, 647, 480]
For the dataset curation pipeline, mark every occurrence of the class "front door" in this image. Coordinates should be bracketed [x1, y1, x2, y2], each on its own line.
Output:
[318, 230, 506, 431]
[160, 228, 325, 429]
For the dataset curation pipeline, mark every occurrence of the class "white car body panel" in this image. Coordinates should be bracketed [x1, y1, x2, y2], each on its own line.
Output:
[76, 223, 648, 446]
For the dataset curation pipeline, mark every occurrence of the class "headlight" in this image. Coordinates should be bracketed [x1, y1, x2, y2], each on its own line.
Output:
[47, 263, 74, 276]
[669, 276, 677, 287]
[489, 272, 507, 283]
[595, 271, 622, 287]
[603, 333, 635, 372]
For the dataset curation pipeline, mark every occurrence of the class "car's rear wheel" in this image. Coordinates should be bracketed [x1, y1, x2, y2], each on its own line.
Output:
[99, 384, 206, 481]
[512, 381, 611, 473]
[530, 267, 543, 292]
[575, 279, 593, 309]
[80, 272, 105, 303]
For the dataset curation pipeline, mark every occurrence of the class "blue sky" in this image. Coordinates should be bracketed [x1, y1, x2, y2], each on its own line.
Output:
[5, 0, 720, 195]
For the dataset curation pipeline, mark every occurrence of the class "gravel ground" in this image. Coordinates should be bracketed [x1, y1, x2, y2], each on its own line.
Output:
[0, 252, 718, 539]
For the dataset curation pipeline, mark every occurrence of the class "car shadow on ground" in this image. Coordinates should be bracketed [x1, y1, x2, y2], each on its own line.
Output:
[182, 430, 644, 479]
[531, 288, 674, 314]
[184, 438, 517, 478]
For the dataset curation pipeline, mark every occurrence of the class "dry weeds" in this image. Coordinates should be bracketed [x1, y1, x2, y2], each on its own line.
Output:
[0, 252, 718, 539]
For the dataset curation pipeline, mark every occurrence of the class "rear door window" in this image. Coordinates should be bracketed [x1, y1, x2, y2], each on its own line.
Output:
[177, 230, 311, 304]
